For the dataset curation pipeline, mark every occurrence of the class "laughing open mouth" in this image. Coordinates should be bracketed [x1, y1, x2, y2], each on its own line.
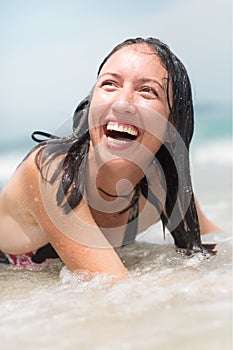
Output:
[104, 121, 139, 145]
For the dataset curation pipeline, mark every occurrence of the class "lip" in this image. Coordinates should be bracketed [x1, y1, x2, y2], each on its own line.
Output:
[103, 133, 140, 150]
[104, 116, 143, 131]
[102, 119, 142, 150]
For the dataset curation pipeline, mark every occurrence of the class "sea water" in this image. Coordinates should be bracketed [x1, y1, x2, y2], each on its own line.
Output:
[0, 105, 232, 350]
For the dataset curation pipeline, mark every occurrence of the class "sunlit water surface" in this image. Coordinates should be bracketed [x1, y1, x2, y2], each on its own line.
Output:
[0, 228, 232, 350]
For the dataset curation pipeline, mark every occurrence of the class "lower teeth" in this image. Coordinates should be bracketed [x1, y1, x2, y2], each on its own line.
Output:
[107, 137, 130, 145]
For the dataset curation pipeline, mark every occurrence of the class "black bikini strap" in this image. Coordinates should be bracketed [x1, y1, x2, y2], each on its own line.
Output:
[121, 184, 140, 246]
[31, 130, 57, 143]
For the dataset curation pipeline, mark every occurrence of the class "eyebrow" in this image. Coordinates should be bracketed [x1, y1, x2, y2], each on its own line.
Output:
[139, 78, 165, 91]
[98, 72, 166, 91]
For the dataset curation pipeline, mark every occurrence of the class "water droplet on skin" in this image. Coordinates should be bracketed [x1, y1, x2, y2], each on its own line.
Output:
[34, 196, 39, 202]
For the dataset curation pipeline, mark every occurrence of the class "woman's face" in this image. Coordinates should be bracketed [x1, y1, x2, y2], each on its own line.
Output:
[88, 43, 171, 172]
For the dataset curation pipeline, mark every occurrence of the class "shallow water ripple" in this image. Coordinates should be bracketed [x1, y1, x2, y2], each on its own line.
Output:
[0, 232, 231, 350]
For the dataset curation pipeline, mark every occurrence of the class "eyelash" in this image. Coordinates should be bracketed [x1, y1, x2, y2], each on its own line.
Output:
[140, 86, 158, 97]
[99, 80, 159, 98]
[100, 80, 117, 88]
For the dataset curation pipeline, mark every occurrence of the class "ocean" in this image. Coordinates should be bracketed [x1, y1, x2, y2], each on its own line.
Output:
[0, 104, 232, 350]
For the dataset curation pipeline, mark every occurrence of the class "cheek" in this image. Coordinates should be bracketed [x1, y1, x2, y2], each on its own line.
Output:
[90, 87, 112, 110]
[142, 132, 163, 155]
[89, 94, 111, 129]
[88, 104, 106, 146]
[88, 104, 103, 130]
[88, 120, 100, 148]
[141, 105, 169, 142]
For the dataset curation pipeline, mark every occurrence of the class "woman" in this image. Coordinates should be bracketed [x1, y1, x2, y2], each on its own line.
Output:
[0, 37, 218, 277]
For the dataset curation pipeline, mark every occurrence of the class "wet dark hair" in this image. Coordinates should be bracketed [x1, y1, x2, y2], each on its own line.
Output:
[33, 37, 215, 256]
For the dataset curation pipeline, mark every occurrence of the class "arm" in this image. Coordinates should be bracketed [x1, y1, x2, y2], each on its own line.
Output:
[34, 188, 127, 278]
[0, 152, 127, 279]
[0, 160, 49, 254]
[195, 197, 222, 234]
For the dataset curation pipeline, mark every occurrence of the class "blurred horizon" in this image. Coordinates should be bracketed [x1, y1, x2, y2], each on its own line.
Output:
[0, 102, 231, 155]
[0, 0, 232, 145]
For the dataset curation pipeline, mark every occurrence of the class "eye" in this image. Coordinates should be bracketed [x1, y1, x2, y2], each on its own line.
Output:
[100, 80, 118, 91]
[140, 86, 158, 98]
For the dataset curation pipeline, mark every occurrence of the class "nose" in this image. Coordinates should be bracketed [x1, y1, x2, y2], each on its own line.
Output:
[112, 86, 136, 115]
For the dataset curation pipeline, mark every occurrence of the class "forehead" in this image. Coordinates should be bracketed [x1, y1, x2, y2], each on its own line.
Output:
[100, 44, 168, 79]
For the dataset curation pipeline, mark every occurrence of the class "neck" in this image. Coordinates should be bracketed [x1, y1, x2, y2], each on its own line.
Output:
[84, 154, 143, 216]
[98, 186, 136, 199]
[86, 164, 143, 202]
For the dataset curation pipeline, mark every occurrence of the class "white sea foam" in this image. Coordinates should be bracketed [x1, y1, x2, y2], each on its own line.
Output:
[0, 232, 231, 350]
[192, 139, 232, 165]
[0, 138, 231, 184]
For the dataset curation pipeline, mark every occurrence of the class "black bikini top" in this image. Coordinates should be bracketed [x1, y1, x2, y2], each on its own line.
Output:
[121, 183, 140, 246]
[31, 130, 141, 247]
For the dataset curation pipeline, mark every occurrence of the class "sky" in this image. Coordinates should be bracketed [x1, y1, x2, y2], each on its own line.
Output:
[0, 0, 232, 143]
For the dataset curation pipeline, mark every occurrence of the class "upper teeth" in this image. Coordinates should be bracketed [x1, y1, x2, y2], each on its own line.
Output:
[106, 122, 138, 136]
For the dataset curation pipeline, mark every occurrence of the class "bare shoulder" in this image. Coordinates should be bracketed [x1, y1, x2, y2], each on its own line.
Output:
[0, 147, 50, 253]
[4, 146, 66, 227]
[3, 149, 41, 216]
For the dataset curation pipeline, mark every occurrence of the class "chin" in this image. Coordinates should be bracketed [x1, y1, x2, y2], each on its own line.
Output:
[89, 122, 160, 176]
[93, 146, 154, 186]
